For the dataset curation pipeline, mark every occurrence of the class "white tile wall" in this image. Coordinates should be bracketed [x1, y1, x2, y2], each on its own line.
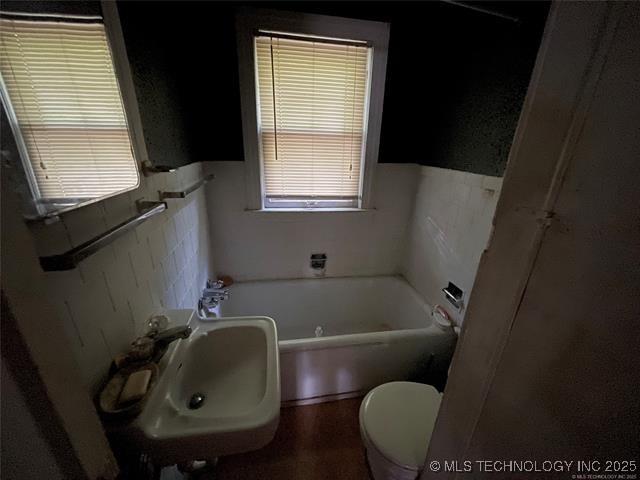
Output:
[24, 160, 496, 391]
[204, 162, 420, 281]
[402, 166, 503, 325]
[28, 162, 213, 392]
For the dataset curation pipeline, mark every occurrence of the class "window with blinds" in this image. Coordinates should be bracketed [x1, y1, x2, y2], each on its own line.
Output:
[0, 16, 138, 213]
[255, 34, 371, 208]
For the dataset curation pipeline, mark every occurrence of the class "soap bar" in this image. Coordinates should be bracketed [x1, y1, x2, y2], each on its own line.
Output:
[118, 369, 152, 405]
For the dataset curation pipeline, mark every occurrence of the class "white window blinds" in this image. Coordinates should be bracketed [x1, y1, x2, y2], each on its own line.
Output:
[255, 34, 370, 208]
[0, 17, 138, 202]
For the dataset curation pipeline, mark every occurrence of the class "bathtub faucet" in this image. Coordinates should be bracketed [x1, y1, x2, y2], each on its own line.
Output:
[204, 279, 229, 298]
[200, 281, 230, 314]
[202, 287, 230, 302]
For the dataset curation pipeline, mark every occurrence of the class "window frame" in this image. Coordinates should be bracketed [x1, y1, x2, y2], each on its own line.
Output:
[236, 9, 390, 211]
[0, 1, 148, 219]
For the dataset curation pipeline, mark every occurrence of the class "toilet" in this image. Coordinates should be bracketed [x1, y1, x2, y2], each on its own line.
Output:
[359, 381, 442, 480]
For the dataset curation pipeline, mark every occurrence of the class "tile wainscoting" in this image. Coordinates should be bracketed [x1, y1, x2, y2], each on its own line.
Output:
[205, 161, 502, 328]
[205, 162, 420, 281]
[21, 161, 499, 390]
[27, 162, 214, 392]
[402, 166, 503, 325]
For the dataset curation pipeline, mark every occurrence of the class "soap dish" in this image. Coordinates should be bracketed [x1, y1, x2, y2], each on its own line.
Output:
[99, 363, 159, 419]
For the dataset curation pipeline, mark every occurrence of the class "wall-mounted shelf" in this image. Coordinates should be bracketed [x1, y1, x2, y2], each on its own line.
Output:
[39, 201, 167, 271]
[159, 174, 215, 200]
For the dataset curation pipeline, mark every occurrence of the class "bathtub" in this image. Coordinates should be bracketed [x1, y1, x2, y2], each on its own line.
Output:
[214, 275, 457, 404]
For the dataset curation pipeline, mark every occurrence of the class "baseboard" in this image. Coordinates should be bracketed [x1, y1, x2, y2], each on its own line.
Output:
[281, 390, 365, 407]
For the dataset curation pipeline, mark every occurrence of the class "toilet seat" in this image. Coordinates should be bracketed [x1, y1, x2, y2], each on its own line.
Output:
[360, 382, 441, 471]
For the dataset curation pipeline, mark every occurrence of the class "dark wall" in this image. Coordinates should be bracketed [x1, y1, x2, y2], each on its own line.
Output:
[116, 2, 244, 168]
[376, 2, 549, 176]
[1, 1, 100, 16]
[122, 2, 547, 174]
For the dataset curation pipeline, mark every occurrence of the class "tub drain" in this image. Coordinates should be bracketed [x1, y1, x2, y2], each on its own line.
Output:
[188, 392, 205, 410]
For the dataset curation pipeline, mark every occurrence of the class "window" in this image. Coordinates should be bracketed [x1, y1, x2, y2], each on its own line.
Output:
[0, 12, 139, 217]
[256, 34, 369, 209]
[238, 10, 389, 210]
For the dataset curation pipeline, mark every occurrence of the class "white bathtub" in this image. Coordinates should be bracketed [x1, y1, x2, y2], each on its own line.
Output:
[215, 275, 457, 403]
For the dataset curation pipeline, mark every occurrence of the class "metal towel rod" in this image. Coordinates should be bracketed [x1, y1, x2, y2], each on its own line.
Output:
[39, 201, 167, 272]
[160, 174, 215, 200]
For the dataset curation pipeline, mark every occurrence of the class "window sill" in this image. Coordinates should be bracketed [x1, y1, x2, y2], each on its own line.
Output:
[245, 207, 376, 214]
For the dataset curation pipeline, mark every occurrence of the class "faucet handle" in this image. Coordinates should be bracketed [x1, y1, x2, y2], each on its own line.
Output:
[202, 287, 230, 298]
[147, 314, 169, 335]
[206, 279, 224, 289]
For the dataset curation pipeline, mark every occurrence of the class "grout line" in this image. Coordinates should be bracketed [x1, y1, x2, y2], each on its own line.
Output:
[102, 271, 117, 312]
[146, 236, 156, 270]
[128, 251, 139, 288]
[126, 299, 136, 333]
[64, 300, 84, 348]
[78, 263, 87, 284]
[99, 328, 113, 360]
[146, 279, 156, 307]
[61, 220, 74, 249]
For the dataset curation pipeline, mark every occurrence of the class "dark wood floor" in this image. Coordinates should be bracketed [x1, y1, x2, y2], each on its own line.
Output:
[216, 398, 370, 480]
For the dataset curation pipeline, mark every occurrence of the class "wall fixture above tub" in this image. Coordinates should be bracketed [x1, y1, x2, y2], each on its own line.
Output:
[310, 253, 327, 277]
[159, 174, 215, 200]
[443, 282, 464, 310]
[310, 253, 327, 270]
[141, 161, 177, 176]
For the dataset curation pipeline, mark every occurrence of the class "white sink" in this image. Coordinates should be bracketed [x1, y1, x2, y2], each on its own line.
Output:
[122, 315, 280, 465]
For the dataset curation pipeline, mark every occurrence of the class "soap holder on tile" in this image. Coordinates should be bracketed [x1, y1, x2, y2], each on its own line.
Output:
[309, 253, 326, 277]
[310, 253, 327, 270]
[98, 363, 159, 420]
[442, 282, 464, 310]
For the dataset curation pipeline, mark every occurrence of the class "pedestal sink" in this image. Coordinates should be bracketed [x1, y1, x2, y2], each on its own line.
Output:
[116, 313, 280, 465]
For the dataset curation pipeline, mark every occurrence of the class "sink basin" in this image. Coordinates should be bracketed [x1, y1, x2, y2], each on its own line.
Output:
[124, 315, 280, 465]
[173, 325, 268, 418]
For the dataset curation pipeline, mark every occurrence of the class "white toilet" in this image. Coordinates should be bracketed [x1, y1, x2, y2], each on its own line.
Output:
[359, 381, 442, 480]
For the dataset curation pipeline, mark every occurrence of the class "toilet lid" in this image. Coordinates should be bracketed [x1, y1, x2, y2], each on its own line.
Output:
[360, 382, 441, 469]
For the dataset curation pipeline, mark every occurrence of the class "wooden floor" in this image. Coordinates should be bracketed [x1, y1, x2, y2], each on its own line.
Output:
[216, 398, 370, 480]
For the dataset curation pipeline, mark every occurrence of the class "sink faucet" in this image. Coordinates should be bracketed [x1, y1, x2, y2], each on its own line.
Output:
[126, 324, 192, 365]
[148, 326, 191, 363]
[150, 325, 192, 347]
